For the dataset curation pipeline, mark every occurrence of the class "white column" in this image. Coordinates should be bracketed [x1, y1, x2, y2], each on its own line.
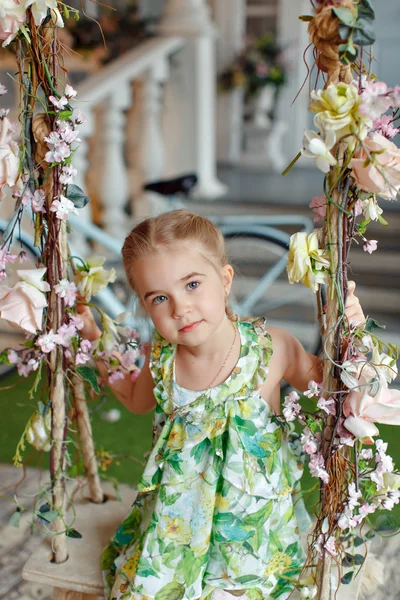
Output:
[101, 84, 132, 237]
[276, 0, 310, 163]
[159, 0, 228, 200]
[128, 60, 169, 220]
[211, 0, 246, 164]
[69, 108, 94, 257]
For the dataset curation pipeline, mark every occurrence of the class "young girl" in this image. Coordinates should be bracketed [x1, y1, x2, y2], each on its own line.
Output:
[79, 210, 364, 600]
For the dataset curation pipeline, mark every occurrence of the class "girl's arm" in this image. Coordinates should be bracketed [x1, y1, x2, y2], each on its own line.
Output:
[77, 303, 156, 414]
[268, 281, 365, 391]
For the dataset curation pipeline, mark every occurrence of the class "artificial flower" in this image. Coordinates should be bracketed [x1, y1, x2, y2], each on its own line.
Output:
[286, 231, 330, 292]
[363, 239, 378, 254]
[0, 116, 20, 199]
[343, 377, 400, 439]
[24, 0, 64, 28]
[302, 130, 337, 173]
[64, 84, 77, 99]
[26, 411, 51, 452]
[59, 165, 77, 185]
[282, 390, 301, 421]
[360, 81, 392, 120]
[309, 452, 329, 483]
[0, 84, 7, 95]
[54, 278, 77, 307]
[310, 82, 370, 140]
[349, 133, 400, 200]
[50, 195, 78, 221]
[304, 380, 322, 398]
[36, 330, 57, 353]
[362, 196, 383, 222]
[0, 0, 26, 47]
[0, 268, 50, 333]
[309, 195, 326, 222]
[45, 140, 70, 163]
[372, 114, 399, 139]
[371, 347, 398, 383]
[53, 323, 77, 348]
[75, 256, 116, 300]
[300, 428, 319, 455]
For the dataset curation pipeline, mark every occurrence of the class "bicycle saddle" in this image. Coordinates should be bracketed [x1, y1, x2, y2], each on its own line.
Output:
[143, 173, 198, 197]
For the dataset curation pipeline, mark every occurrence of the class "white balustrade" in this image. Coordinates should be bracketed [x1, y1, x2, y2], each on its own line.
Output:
[159, 0, 228, 200]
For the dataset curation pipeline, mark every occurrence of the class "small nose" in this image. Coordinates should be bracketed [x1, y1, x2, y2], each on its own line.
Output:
[172, 297, 190, 319]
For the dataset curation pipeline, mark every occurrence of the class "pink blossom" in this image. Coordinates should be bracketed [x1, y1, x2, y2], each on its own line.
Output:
[372, 114, 399, 139]
[360, 448, 373, 460]
[0, 247, 17, 271]
[304, 380, 322, 398]
[360, 81, 391, 119]
[108, 369, 125, 384]
[49, 95, 69, 111]
[54, 323, 77, 347]
[44, 132, 61, 146]
[69, 315, 84, 330]
[57, 122, 79, 145]
[338, 507, 362, 531]
[0, 84, 7, 95]
[45, 142, 71, 163]
[309, 452, 329, 483]
[36, 330, 57, 353]
[317, 396, 336, 415]
[74, 110, 87, 125]
[59, 165, 77, 185]
[353, 199, 363, 217]
[54, 279, 77, 307]
[65, 84, 77, 99]
[80, 339, 92, 353]
[382, 489, 400, 510]
[17, 362, 32, 377]
[119, 348, 139, 369]
[0, 1, 27, 47]
[324, 536, 337, 557]
[50, 195, 78, 221]
[282, 390, 302, 421]
[359, 502, 377, 517]
[75, 352, 91, 365]
[309, 195, 326, 222]
[18, 251, 29, 263]
[350, 134, 400, 200]
[391, 86, 400, 108]
[348, 482, 362, 510]
[7, 348, 20, 364]
[363, 239, 378, 254]
[301, 428, 319, 455]
[0, 270, 7, 280]
[32, 189, 46, 213]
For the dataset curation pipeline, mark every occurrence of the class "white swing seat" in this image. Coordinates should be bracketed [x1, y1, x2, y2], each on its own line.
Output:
[22, 482, 136, 600]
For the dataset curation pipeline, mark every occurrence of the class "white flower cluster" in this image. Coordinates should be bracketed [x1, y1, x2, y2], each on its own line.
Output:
[0, 0, 64, 47]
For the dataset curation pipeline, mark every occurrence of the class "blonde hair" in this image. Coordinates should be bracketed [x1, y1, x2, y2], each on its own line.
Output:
[122, 209, 237, 320]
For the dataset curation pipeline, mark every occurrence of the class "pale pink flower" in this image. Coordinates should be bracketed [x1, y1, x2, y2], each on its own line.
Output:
[108, 369, 125, 384]
[0, 84, 7, 95]
[301, 428, 319, 455]
[338, 507, 362, 530]
[304, 380, 322, 398]
[50, 195, 78, 221]
[324, 536, 337, 557]
[54, 323, 76, 347]
[75, 351, 91, 365]
[0, 268, 50, 333]
[36, 330, 57, 353]
[0, 247, 17, 271]
[45, 142, 70, 163]
[353, 199, 363, 217]
[18, 362, 32, 377]
[282, 390, 302, 421]
[57, 121, 79, 145]
[44, 132, 61, 146]
[350, 134, 400, 200]
[360, 448, 373, 460]
[348, 482, 362, 510]
[7, 348, 20, 364]
[0, 116, 20, 199]
[317, 396, 336, 415]
[391, 86, 400, 108]
[65, 84, 77, 99]
[359, 502, 377, 517]
[74, 110, 87, 125]
[0, 0, 27, 47]
[360, 81, 391, 119]
[382, 488, 400, 510]
[363, 240, 378, 254]
[32, 189, 46, 213]
[18, 251, 29, 263]
[119, 348, 139, 369]
[80, 339, 92, 354]
[54, 279, 77, 307]
[309, 452, 329, 483]
[49, 95, 68, 111]
[69, 315, 84, 330]
[372, 115, 399, 139]
[59, 165, 77, 185]
[309, 195, 326, 222]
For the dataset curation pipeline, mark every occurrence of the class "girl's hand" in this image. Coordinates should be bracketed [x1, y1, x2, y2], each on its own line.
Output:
[344, 280, 365, 326]
[76, 300, 102, 342]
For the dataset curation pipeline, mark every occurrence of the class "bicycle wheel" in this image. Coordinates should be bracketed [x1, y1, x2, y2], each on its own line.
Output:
[223, 230, 321, 358]
[0, 221, 40, 378]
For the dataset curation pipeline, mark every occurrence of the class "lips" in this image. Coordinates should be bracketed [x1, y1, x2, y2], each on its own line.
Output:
[179, 320, 202, 333]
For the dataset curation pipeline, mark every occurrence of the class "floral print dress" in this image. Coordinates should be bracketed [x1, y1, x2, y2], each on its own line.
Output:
[101, 318, 309, 600]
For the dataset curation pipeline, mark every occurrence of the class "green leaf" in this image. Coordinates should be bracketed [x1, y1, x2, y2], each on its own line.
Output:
[358, 0, 375, 20]
[235, 575, 264, 585]
[9, 510, 21, 528]
[375, 512, 399, 535]
[298, 15, 313, 22]
[66, 184, 91, 209]
[66, 528, 83, 539]
[285, 542, 299, 557]
[269, 530, 283, 552]
[354, 553, 365, 566]
[243, 500, 273, 528]
[234, 415, 257, 436]
[338, 23, 351, 40]
[341, 571, 354, 584]
[39, 510, 59, 523]
[353, 19, 376, 45]
[377, 214, 389, 226]
[39, 502, 50, 513]
[76, 366, 100, 394]
[191, 437, 212, 464]
[164, 492, 181, 506]
[332, 7, 355, 27]
[154, 582, 185, 600]
[353, 535, 364, 547]
[365, 317, 386, 332]
[37, 401, 46, 417]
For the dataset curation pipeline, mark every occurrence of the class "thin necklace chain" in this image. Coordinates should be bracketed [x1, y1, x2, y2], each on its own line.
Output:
[170, 322, 238, 406]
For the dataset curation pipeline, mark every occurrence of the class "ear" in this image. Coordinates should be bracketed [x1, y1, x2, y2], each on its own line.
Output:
[222, 264, 234, 296]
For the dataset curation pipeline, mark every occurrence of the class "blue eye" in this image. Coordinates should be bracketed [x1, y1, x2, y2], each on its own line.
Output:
[153, 295, 167, 305]
[187, 281, 200, 290]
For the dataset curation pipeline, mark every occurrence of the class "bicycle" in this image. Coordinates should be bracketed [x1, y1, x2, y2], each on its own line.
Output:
[0, 175, 319, 381]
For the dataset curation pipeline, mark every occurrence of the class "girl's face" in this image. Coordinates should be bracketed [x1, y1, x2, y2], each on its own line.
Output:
[132, 241, 234, 346]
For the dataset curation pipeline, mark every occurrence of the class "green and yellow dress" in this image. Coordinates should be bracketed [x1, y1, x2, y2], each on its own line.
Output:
[101, 318, 309, 600]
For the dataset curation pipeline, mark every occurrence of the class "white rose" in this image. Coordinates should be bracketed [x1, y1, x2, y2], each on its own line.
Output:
[75, 256, 116, 300]
[287, 231, 330, 292]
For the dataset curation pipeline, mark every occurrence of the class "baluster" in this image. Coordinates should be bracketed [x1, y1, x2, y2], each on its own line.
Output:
[160, 0, 228, 200]
[69, 108, 93, 258]
[101, 84, 132, 237]
[128, 60, 168, 219]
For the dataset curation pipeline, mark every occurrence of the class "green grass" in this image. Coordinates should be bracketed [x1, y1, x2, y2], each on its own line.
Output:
[1, 370, 400, 526]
